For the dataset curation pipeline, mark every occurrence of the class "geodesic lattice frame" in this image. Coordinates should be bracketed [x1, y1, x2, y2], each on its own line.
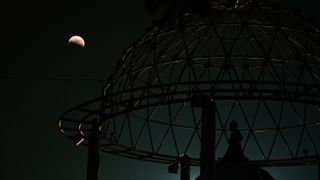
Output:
[58, 0, 320, 167]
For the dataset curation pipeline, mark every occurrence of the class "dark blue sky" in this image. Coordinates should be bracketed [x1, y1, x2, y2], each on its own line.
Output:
[2, 0, 320, 180]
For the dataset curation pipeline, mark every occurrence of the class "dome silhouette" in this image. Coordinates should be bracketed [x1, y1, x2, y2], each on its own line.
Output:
[59, 0, 320, 179]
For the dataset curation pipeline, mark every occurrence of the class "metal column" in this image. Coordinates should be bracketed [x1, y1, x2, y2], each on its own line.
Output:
[191, 95, 216, 180]
[180, 154, 191, 180]
[87, 120, 100, 180]
[318, 156, 320, 180]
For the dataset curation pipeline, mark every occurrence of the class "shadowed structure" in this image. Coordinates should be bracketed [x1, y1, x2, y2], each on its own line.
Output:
[196, 121, 274, 179]
[221, 121, 249, 162]
[58, 0, 320, 179]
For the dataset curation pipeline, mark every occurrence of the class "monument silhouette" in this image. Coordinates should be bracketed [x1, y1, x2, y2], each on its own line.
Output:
[196, 121, 274, 180]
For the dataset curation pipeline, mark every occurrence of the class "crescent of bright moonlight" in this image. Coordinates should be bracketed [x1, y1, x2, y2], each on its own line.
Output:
[68, 35, 85, 47]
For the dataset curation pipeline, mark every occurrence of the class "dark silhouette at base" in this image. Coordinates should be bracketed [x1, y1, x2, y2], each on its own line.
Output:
[221, 121, 249, 162]
[196, 121, 274, 180]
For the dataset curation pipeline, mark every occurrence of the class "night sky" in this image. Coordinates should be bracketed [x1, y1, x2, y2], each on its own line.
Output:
[2, 0, 320, 179]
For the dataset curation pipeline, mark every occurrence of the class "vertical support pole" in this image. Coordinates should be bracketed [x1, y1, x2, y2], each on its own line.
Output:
[191, 95, 216, 180]
[200, 99, 216, 180]
[180, 154, 191, 180]
[318, 156, 320, 180]
[87, 120, 100, 180]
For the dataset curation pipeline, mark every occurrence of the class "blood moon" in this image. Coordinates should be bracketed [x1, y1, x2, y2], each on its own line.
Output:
[68, 35, 85, 47]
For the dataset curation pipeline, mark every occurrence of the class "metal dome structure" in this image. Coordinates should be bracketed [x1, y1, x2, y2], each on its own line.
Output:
[58, 0, 320, 179]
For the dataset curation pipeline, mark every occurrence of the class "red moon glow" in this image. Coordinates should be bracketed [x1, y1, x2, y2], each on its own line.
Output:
[68, 35, 85, 47]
